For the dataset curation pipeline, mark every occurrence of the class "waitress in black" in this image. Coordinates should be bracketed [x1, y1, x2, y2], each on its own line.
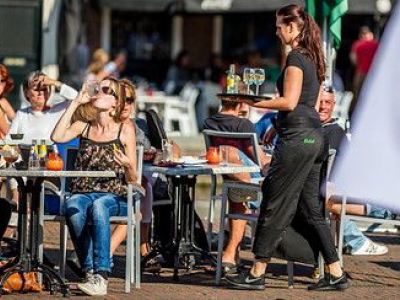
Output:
[226, 4, 349, 291]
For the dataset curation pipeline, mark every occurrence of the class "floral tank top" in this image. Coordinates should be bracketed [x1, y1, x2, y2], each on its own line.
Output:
[70, 123, 127, 197]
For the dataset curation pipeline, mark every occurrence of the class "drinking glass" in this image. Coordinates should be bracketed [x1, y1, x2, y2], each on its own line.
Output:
[84, 79, 100, 97]
[243, 68, 254, 94]
[162, 139, 173, 162]
[219, 145, 229, 166]
[253, 68, 265, 95]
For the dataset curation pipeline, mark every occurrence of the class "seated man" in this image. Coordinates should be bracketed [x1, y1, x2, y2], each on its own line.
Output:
[203, 99, 270, 273]
[320, 88, 390, 255]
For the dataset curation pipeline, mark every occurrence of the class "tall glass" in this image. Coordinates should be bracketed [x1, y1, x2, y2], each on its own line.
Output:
[253, 68, 265, 96]
[243, 68, 254, 94]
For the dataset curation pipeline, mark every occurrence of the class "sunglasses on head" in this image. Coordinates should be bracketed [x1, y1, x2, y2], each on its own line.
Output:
[100, 86, 117, 97]
[323, 86, 334, 93]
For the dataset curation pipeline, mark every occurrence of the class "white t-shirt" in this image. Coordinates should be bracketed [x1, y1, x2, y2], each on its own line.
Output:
[7, 84, 77, 140]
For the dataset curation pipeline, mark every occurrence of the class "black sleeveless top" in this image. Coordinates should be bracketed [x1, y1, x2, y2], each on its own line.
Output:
[70, 123, 127, 197]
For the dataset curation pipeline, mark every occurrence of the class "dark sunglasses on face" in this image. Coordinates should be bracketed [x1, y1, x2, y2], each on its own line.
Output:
[125, 97, 134, 104]
[100, 86, 117, 97]
[0, 79, 6, 84]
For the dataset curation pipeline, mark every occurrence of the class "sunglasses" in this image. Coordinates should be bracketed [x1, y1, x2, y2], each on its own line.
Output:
[125, 97, 134, 104]
[0, 79, 6, 84]
[323, 86, 334, 93]
[100, 86, 117, 97]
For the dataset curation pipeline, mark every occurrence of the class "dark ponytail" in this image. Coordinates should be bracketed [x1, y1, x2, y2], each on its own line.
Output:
[277, 5, 326, 83]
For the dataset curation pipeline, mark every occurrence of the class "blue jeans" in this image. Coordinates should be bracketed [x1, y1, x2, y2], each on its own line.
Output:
[237, 150, 262, 209]
[344, 205, 395, 253]
[64, 192, 127, 272]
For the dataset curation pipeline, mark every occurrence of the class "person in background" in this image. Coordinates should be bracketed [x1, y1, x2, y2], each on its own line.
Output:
[350, 26, 379, 116]
[104, 50, 127, 80]
[0, 64, 16, 138]
[319, 88, 390, 256]
[203, 100, 270, 274]
[52, 76, 137, 296]
[226, 5, 348, 291]
[85, 48, 110, 82]
[163, 49, 193, 95]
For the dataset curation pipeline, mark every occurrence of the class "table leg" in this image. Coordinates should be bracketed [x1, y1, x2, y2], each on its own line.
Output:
[0, 177, 69, 297]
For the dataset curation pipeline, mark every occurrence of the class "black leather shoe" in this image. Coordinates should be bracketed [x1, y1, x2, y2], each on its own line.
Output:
[308, 272, 350, 291]
[226, 269, 265, 290]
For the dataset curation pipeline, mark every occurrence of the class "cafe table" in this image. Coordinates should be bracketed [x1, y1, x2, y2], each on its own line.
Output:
[0, 169, 115, 297]
[143, 163, 260, 280]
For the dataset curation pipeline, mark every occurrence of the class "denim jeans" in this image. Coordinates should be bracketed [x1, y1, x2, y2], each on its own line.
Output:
[344, 205, 395, 253]
[64, 192, 127, 272]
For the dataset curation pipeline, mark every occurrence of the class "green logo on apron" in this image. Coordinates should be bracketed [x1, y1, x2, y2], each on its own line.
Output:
[303, 138, 315, 144]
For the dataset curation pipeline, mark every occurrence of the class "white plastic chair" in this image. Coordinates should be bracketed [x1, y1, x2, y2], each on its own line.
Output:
[164, 84, 200, 136]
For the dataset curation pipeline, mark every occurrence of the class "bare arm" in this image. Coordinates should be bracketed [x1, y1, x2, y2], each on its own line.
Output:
[51, 92, 89, 143]
[0, 98, 16, 120]
[114, 122, 138, 184]
[248, 66, 303, 111]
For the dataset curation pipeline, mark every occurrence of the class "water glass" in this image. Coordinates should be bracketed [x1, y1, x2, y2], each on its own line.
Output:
[253, 68, 265, 95]
[219, 145, 229, 166]
[162, 139, 173, 162]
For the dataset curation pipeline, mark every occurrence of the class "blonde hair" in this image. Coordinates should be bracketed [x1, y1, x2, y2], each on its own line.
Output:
[119, 78, 137, 117]
[71, 77, 125, 123]
[87, 48, 109, 75]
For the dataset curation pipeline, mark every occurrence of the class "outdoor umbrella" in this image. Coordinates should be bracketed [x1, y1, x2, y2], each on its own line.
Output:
[305, 0, 348, 86]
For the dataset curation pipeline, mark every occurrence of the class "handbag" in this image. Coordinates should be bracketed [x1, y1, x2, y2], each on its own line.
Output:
[2, 272, 42, 294]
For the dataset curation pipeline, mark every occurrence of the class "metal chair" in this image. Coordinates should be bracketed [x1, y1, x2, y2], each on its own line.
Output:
[109, 145, 145, 292]
[202, 129, 262, 248]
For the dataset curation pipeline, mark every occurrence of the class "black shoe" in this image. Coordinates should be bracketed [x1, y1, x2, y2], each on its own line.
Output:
[225, 269, 265, 290]
[308, 272, 350, 291]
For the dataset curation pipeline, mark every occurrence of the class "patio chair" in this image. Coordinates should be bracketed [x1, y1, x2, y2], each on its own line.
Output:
[334, 193, 400, 266]
[164, 83, 200, 136]
[39, 145, 145, 293]
[202, 129, 262, 249]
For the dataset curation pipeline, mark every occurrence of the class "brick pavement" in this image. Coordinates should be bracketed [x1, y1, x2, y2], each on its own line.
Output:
[2, 221, 399, 300]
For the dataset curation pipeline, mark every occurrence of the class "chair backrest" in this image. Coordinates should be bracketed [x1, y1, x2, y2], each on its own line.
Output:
[145, 109, 168, 150]
[203, 129, 262, 167]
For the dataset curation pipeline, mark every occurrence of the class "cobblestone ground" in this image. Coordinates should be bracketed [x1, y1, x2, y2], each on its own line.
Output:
[2, 220, 399, 300]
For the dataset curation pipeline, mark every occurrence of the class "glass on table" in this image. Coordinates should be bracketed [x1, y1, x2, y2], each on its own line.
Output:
[219, 145, 230, 166]
[253, 68, 265, 96]
[243, 68, 255, 94]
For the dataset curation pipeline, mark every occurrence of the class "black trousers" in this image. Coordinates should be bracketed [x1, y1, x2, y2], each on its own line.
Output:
[253, 127, 339, 265]
[0, 198, 12, 242]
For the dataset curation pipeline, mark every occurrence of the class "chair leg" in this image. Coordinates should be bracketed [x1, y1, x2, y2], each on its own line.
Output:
[287, 261, 294, 288]
[338, 219, 345, 267]
[125, 222, 132, 293]
[134, 221, 141, 289]
[60, 222, 68, 279]
[216, 186, 228, 285]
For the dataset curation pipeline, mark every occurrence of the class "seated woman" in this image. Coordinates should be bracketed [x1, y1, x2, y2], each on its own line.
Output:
[51, 77, 137, 296]
[110, 78, 162, 272]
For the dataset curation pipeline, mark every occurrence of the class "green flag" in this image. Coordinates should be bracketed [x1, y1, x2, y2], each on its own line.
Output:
[306, 0, 348, 48]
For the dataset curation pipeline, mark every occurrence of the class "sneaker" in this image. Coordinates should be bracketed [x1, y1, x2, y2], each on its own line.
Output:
[225, 269, 265, 290]
[77, 274, 108, 296]
[308, 272, 350, 291]
[352, 238, 388, 256]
